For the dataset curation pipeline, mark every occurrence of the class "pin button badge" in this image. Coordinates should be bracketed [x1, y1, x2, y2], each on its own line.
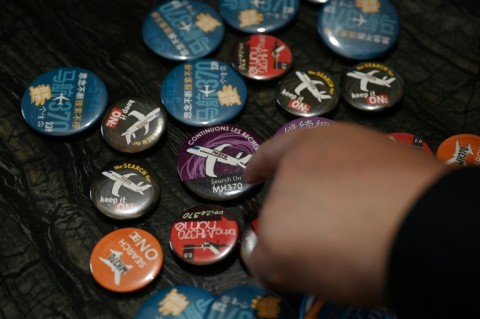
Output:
[142, 0, 225, 61]
[276, 68, 340, 117]
[317, 0, 400, 60]
[135, 285, 215, 319]
[90, 161, 160, 220]
[240, 218, 258, 263]
[177, 124, 262, 201]
[387, 133, 433, 155]
[231, 34, 293, 81]
[101, 97, 167, 153]
[342, 62, 404, 111]
[90, 228, 163, 293]
[21, 67, 108, 137]
[275, 117, 335, 136]
[436, 134, 480, 168]
[161, 59, 247, 127]
[218, 0, 299, 34]
[170, 205, 239, 266]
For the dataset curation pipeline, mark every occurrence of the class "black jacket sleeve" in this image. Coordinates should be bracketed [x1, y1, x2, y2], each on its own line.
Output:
[388, 168, 480, 318]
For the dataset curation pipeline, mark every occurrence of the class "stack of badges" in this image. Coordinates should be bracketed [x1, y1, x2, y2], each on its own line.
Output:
[177, 124, 262, 202]
[143, 0, 225, 61]
[21, 67, 108, 137]
[161, 59, 248, 127]
[436, 134, 480, 168]
[317, 0, 400, 60]
[231, 34, 293, 81]
[101, 97, 167, 153]
[387, 133, 434, 155]
[218, 0, 300, 34]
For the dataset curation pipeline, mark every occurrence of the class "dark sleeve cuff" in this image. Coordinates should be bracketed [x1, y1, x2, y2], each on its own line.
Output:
[388, 168, 480, 319]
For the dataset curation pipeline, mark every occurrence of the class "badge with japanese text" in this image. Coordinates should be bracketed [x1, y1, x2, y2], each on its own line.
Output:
[90, 228, 163, 293]
[135, 286, 215, 319]
[317, 0, 400, 60]
[275, 117, 335, 136]
[161, 59, 247, 127]
[90, 161, 160, 220]
[342, 62, 404, 111]
[387, 133, 433, 155]
[101, 97, 167, 153]
[205, 286, 296, 319]
[218, 0, 299, 34]
[231, 34, 293, 80]
[177, 124, 262, 201]
[143, 0, 225, 61]
[170, 205, 239, 266]
[21, 67, 108, 137]
[436, 134, 480, 168]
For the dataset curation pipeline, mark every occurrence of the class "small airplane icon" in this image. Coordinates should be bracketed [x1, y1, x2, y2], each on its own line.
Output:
[179, 21, 192, 32]
[445, 141, 473, 166]
[187, 144, 252, 178]
[184, 242, 228, 256]
[251, 0, 265, 8]
[353, 14, 368, 27]
[295, 71, 332, 103]
[53, 93, 70, 105]
[346, 70, 397, 92]
[199, 85, 215, 98]
[99, 250, 133, 286]
[101, 170, 152, 197]
[121, 108, 161, 144]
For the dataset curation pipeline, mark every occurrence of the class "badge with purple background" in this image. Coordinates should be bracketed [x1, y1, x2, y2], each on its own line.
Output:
[178, 124, 262, 201]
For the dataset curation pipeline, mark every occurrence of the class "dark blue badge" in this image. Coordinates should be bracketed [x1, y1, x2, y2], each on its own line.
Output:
[218, 0, 299, 34]
[136, 286, 215, 319]
[21, 67, 108, 137]
[161, 59, 247, 127]
[299, 295, 396, 319]
[143, 0, 225, 61]
[205, 286, 296, 319]
[317, 0, 400, 60]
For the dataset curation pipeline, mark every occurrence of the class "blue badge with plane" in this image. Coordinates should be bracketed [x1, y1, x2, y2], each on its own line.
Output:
[218, 0, 299, 33]
[135, 286, 215, 319]
[21, 67, 108, 137]
[317, 0, 400, 60]
[143, 0, 225, 61]
[161, 59, 247, 127]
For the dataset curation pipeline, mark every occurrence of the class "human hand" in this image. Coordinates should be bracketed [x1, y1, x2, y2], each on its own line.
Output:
[244, 122, 447, 306]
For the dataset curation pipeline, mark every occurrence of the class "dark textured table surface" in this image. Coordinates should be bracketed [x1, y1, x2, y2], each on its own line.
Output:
[1, 0, 480, 318]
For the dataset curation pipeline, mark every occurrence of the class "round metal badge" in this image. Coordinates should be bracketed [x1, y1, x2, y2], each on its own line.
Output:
[90, 161, 160, 220]
[317, 0, 400, 60]
[142, 0, 225, 61]
[240, 218, 258, 263]
[276, 68, 340, 117]
[177, 124, 262, 201]
[218, 0, 299, 34]
[101, 97, 167, 153]
[21, 67, 108, 137]
[387, 132, 433, 155]
[231, 34, 293, 81]
[161, 59, 247, 127]
[342, 62, 404, 111]
[170, 205, 239, 266]
[275, 117, 335, 136]
[436, 134, 480, 168]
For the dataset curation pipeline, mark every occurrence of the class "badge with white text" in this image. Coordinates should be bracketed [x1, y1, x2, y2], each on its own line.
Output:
[387, 132, 433, 155]
[275, 117, 335, 136]
[178, 124, 262, 201]
[436, 134, 480, 168]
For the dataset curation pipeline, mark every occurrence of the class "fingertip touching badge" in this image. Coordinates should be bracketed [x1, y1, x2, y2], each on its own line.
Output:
[90, 161, 160, 220]
[342, 62, 404, 111]
[275, 117, 335, 136]
[177, 124, 262, 201]
[169, 205, 239, 266]
[317, 0, 400, 60]
[21, 67, 108, 137]
[276, 68, 340, 117]
[101, 97, 167, 153]
[161, 59, 247, 127]
[142, 0, 225, 61]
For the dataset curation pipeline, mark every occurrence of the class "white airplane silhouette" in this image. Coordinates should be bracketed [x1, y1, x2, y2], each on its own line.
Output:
[53, 93, 70, 105]
[99, 250, 133, 286]
[121, 108, 161, 144]
[251, 0, 265, 8]
[346, 70, 396, 92]
[353, 14, 367, 27]
[295, 71, 332, 103]
[179, 21, 192, 32]
[187, 144, 252, 178]
[445, 141, 473, 166]
[199, 85, 215, 97]
[101, 170, 152, 197]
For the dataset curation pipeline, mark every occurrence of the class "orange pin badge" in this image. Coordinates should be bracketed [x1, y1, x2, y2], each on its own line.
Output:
[436, 134, 480, 168]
